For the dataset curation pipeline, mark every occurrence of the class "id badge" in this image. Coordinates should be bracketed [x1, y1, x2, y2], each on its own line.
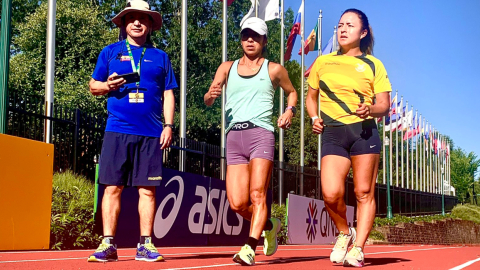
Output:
[129, 93, 144, 103]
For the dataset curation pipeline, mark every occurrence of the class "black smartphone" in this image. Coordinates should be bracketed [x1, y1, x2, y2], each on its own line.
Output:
[114, 72, 140, 84]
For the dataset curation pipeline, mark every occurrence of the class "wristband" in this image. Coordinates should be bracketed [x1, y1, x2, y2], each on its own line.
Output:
[311, 116, 319, 125]
[164, 124, 174, 129]
[285, 106, 297, 116]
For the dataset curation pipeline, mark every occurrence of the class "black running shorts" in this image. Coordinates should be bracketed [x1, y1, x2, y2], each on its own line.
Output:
[321, 119, 381, 159]
[98, 132, 163, 187]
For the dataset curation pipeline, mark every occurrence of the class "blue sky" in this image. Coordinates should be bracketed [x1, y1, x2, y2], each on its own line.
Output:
[282, 0, 480, 160]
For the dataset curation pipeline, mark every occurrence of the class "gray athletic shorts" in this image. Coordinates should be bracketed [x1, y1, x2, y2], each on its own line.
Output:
[226, 123, 275, 165]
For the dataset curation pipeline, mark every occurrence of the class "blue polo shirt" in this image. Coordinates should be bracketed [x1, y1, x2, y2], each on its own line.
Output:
[92, 40, 178, 137]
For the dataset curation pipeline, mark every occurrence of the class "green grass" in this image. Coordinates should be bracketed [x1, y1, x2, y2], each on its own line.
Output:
[451, 204, 480, 224]
[50, 171, 100, 250]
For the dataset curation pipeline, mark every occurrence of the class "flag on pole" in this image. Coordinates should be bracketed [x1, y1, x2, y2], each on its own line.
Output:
[385, 114, 402, 132]
[284, 2, 303, 61]
[403, 114, 419, 140]
[299, 22, 319, 55]
[401, 109, 413, 131]
[304, 36, 334, 77]
[219, 0, 235, 6]
[240, 0, 280, 26]
[378, 93, 398, 122]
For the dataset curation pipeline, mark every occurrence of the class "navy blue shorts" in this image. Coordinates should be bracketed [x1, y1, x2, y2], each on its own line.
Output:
[321, 119, 381, 159]
[98, 132, 163, 187]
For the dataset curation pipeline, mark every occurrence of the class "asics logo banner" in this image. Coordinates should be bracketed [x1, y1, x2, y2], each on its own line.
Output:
[153, 176, 184, 238]
[104, 168, 251, 247]
[154, 174, 244, 239]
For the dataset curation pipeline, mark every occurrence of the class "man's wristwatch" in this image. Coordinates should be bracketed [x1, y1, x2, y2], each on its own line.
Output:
[285, 106, 297, 116]
[164, 124, 174, 130]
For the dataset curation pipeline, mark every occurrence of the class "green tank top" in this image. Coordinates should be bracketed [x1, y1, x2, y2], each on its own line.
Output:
[225, 59, 275, 133]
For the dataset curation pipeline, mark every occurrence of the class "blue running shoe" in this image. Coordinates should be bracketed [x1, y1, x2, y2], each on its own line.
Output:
[135, 237, 165, 262]
[87, 238, 118, 262]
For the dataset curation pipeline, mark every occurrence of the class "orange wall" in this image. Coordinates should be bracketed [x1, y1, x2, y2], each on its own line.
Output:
[0, 134, 54, 250]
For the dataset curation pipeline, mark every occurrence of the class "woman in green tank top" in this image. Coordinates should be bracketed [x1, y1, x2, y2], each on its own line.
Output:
[204, 17, 297, 266]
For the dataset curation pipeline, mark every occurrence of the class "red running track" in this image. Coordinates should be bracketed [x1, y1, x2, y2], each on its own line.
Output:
[1, 245, 480, 270]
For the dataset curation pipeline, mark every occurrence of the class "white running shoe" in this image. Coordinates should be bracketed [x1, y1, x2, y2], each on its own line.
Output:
[330, 227, 356, 263]
[343, 243, 364, 267]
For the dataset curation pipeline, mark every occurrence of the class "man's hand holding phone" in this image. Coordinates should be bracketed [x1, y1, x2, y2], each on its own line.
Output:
[106, 72, 126, 92]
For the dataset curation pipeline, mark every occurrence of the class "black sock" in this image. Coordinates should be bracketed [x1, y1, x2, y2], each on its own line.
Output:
[104, 236, 115, 245]
[140, 236, 150, 244]
[263, 219, 273, 231]
[246, 237, 259, 250]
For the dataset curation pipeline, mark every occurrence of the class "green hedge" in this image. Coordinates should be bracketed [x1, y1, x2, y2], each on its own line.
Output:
[50, 171, 100, 250]
[271, 203, 288, 245]
[451, 204, 480, 223]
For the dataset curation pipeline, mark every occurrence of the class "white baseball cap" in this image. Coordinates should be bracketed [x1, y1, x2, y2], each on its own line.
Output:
[241, 17, 268, 37]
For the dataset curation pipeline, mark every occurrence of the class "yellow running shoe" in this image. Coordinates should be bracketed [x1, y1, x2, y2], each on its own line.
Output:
[262, 218, 281, 256]
[343, 243, 364, 267]
[330, 227, 356, 263]
[233, 244, 255, 266]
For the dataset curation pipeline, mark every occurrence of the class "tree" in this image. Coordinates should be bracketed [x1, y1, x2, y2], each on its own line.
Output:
[450, 147, 480, 203]
[9, 0, 117, 113]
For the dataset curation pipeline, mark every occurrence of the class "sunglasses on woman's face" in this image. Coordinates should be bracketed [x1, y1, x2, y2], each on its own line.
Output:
[241, 30, 262, 41]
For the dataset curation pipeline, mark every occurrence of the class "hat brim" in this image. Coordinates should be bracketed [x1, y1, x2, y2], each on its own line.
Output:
[112, 8, 162, 31]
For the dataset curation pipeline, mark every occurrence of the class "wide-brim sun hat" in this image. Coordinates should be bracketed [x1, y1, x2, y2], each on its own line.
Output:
[241, 17, 268, 37]
[112, 0, 163, 31]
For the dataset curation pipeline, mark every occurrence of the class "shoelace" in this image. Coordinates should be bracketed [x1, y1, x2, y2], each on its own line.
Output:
[143, 242, 159, 253]
[334, 232, 348, 249]
[349, 244, 361, 259]
[95, 242, 111, 253]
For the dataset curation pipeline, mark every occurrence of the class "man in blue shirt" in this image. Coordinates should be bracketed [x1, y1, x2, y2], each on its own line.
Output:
[87, 0, 177, 263]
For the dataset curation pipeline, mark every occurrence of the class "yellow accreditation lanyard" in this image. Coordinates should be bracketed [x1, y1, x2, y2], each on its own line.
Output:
[126, 40, 146, 102]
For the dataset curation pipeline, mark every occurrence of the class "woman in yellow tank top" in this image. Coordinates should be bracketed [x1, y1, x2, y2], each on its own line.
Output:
[306, 9, 391, 267]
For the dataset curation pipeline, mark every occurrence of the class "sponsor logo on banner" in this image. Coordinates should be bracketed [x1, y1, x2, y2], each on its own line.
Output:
[99, 168, 253, 247]
[287, 194, 354, 244]
[154, 175, 244, 238]
[306, 200, 318, 242]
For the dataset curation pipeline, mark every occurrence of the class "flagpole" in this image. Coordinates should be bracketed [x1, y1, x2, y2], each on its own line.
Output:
[426, 120, 429, 192]
[401, 98, 404, 188]
[415, 110, 418, 190]
[441, 136, 445, 215]
[255, 0, 258, 17]
[405, 101, 408, 189]
[447, 142, 449, 195]
[436, 130, 439, 194]
[278, 0, 285, 204]
[299, 0, 305, 196]
[44, 0, 57, 144]
[220, 0, 228, 180]
[410, 106, 414, 190]
[419, 114, 422, 191]
[383, 117, 386, 185]
[430, 124, 433, 193]
[389, 103, 393, 186]
[395, 90, 398, 187]
[333, 26, 337, 51]
[433, 128, 436, 193]
[423, 118, 426, 191]
[179, 0, 188, 171]
[317, 10, 322, 174]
